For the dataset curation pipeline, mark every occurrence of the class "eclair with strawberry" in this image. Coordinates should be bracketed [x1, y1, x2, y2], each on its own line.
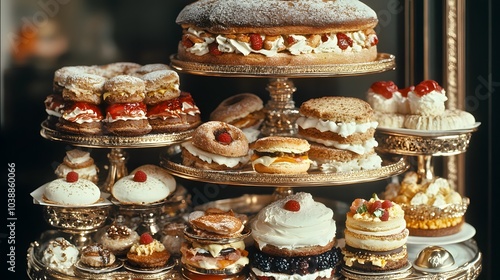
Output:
[180, 121, 250, 170]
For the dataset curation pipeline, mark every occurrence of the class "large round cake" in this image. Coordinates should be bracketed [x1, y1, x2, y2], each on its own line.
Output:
[175, 0, 379, 66]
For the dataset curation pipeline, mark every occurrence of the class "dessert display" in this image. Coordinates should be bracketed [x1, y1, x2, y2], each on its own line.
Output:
[369, 80, 476, 130]
[181, 121, 250, 170]
[296, 96, 382, 172]
[126, 232, 171, 269]
[79, 243, 116, 267]
[210, 93, 265, 143]
[250, 192, 341, 279]
[383, 172, 469, 237]
[181, 208, 250, 275]
[44, 62, 202, 136]
[175, 0, 379, 66]
[342, 194, 409, 273]
[111, 169, 175, 205]
[99, 223, 140, 256]
[43, 171, 101, 206]
[41, 237, 80, 275]
[250, 136, 311, 174]
[54, 148, 99, 184]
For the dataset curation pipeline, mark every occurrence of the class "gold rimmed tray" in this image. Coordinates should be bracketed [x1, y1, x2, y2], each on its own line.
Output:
[374, 123, 480, 156]
[170, 53, 396, 78]
[40, 120, 193, 148]
[159, 153, 408, 187]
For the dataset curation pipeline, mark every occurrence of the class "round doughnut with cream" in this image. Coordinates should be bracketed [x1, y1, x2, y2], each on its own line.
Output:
[210, 93, 265, 142]
[181, 121, 250, 170]
[176, 0, 379, 66]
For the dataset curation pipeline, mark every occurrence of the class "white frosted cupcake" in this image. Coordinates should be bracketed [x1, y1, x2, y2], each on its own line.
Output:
[407, 80, 447, 116]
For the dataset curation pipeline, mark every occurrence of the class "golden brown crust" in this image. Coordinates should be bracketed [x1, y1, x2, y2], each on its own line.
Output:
[257, 239, 336, 258]
[142, 70, 181, 104]
[126, 250, 170, 268]
[62, 89, 101, 105]
[192, 121, 249, 157]
[178, 43, 377, 66]
[104, 119, 152, 136]
[103, 75, 146, 104]
[253, 160, 311, 174]
[56, 119, 102, 135]
[148, 115, 201, 133]
[407, 218, 465, 237]
[251, 136, 310, 153]
[175, 0, 379, 34]
[299, 96, 374, 122]
[190, 214, 244, 237]
[210, 93, 264, 123]
[299, 127, 375, 145]
[308, 143, 371, 162]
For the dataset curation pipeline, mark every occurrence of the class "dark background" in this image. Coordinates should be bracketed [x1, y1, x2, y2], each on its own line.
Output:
[1, 0, 497, 279]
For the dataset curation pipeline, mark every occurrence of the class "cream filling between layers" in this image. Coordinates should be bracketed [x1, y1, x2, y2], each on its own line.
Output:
[301, 135, 378, 155]
[62, 108, 102, 124]
[181, 141, 249, 168]
[251, 267, 334, 280]
[296, 116, 378, 138]
[185, 28, 377, 57]
[344, 228, 409, 251]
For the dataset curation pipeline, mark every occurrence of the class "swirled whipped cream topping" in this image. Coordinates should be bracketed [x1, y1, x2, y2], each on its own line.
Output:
[408, 90, 448, 116]
[251, 192, 336, 250]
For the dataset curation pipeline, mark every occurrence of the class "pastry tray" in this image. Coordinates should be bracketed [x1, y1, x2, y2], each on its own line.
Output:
[160, 152, 409, 187]
[374, 123, 480, 156]
[40, 120, 193, 148]
[170, 53, 396, 78]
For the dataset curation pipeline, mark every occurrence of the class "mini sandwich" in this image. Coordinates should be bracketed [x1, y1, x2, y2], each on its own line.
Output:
[181, 209, 249, 274]
[251, 136, 311, 174]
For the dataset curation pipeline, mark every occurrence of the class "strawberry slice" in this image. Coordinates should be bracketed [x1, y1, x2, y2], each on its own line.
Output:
[250, 34, 263, 50]
[336, 32, 353, 50]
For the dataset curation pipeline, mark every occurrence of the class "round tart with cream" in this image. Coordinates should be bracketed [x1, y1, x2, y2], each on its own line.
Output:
[126, 232, 171, 269]
[176, 0, 379, 66]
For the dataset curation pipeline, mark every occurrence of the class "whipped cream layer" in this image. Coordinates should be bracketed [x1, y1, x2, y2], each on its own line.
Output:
[366, 90, 399, 114]
[181, 141, 249, 168]
[62, 107, 102, 124]
[251, 192, 336, 250]
[252, 267, 334, 280]
[184, 28, 376, 57]
[301, 135, 378, 155]
[312, 153, 382, 172]
[296, 116, 378, 138]
[408, 90, 448, 116]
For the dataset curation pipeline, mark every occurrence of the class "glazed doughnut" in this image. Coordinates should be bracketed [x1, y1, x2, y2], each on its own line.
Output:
[103, 75, 146, 104]
[192, 121, 249, 157]
[210, 93, 264, 125]
[61, 72, 106, 105]
[181, 121, 250, 170]
[141, 70, 181, 105]
[176, 0, 379, 66]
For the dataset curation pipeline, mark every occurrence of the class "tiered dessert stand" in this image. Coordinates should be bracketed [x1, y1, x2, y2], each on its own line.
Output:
[27, 126, 193, 279]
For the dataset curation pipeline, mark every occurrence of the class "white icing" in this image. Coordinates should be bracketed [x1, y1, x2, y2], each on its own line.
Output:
[111, 173, 172, 204]
[366, 90, 399, 114]
[251, 192, 336, 250]
[252, 267, 334, 280]
[181, 141, 249, 168]
[314, 153, 382, 172]
[408, 90, 448, 116]
[296, 116, 378, 138]
[62, 107, 101, 124]
[301, 135, 378, 155]
[42, 237, 79, 275]
[44, 178, 100, 206]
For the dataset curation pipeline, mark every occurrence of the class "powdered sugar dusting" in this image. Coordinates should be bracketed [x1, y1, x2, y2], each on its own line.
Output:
[176, 0, 377, 30]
